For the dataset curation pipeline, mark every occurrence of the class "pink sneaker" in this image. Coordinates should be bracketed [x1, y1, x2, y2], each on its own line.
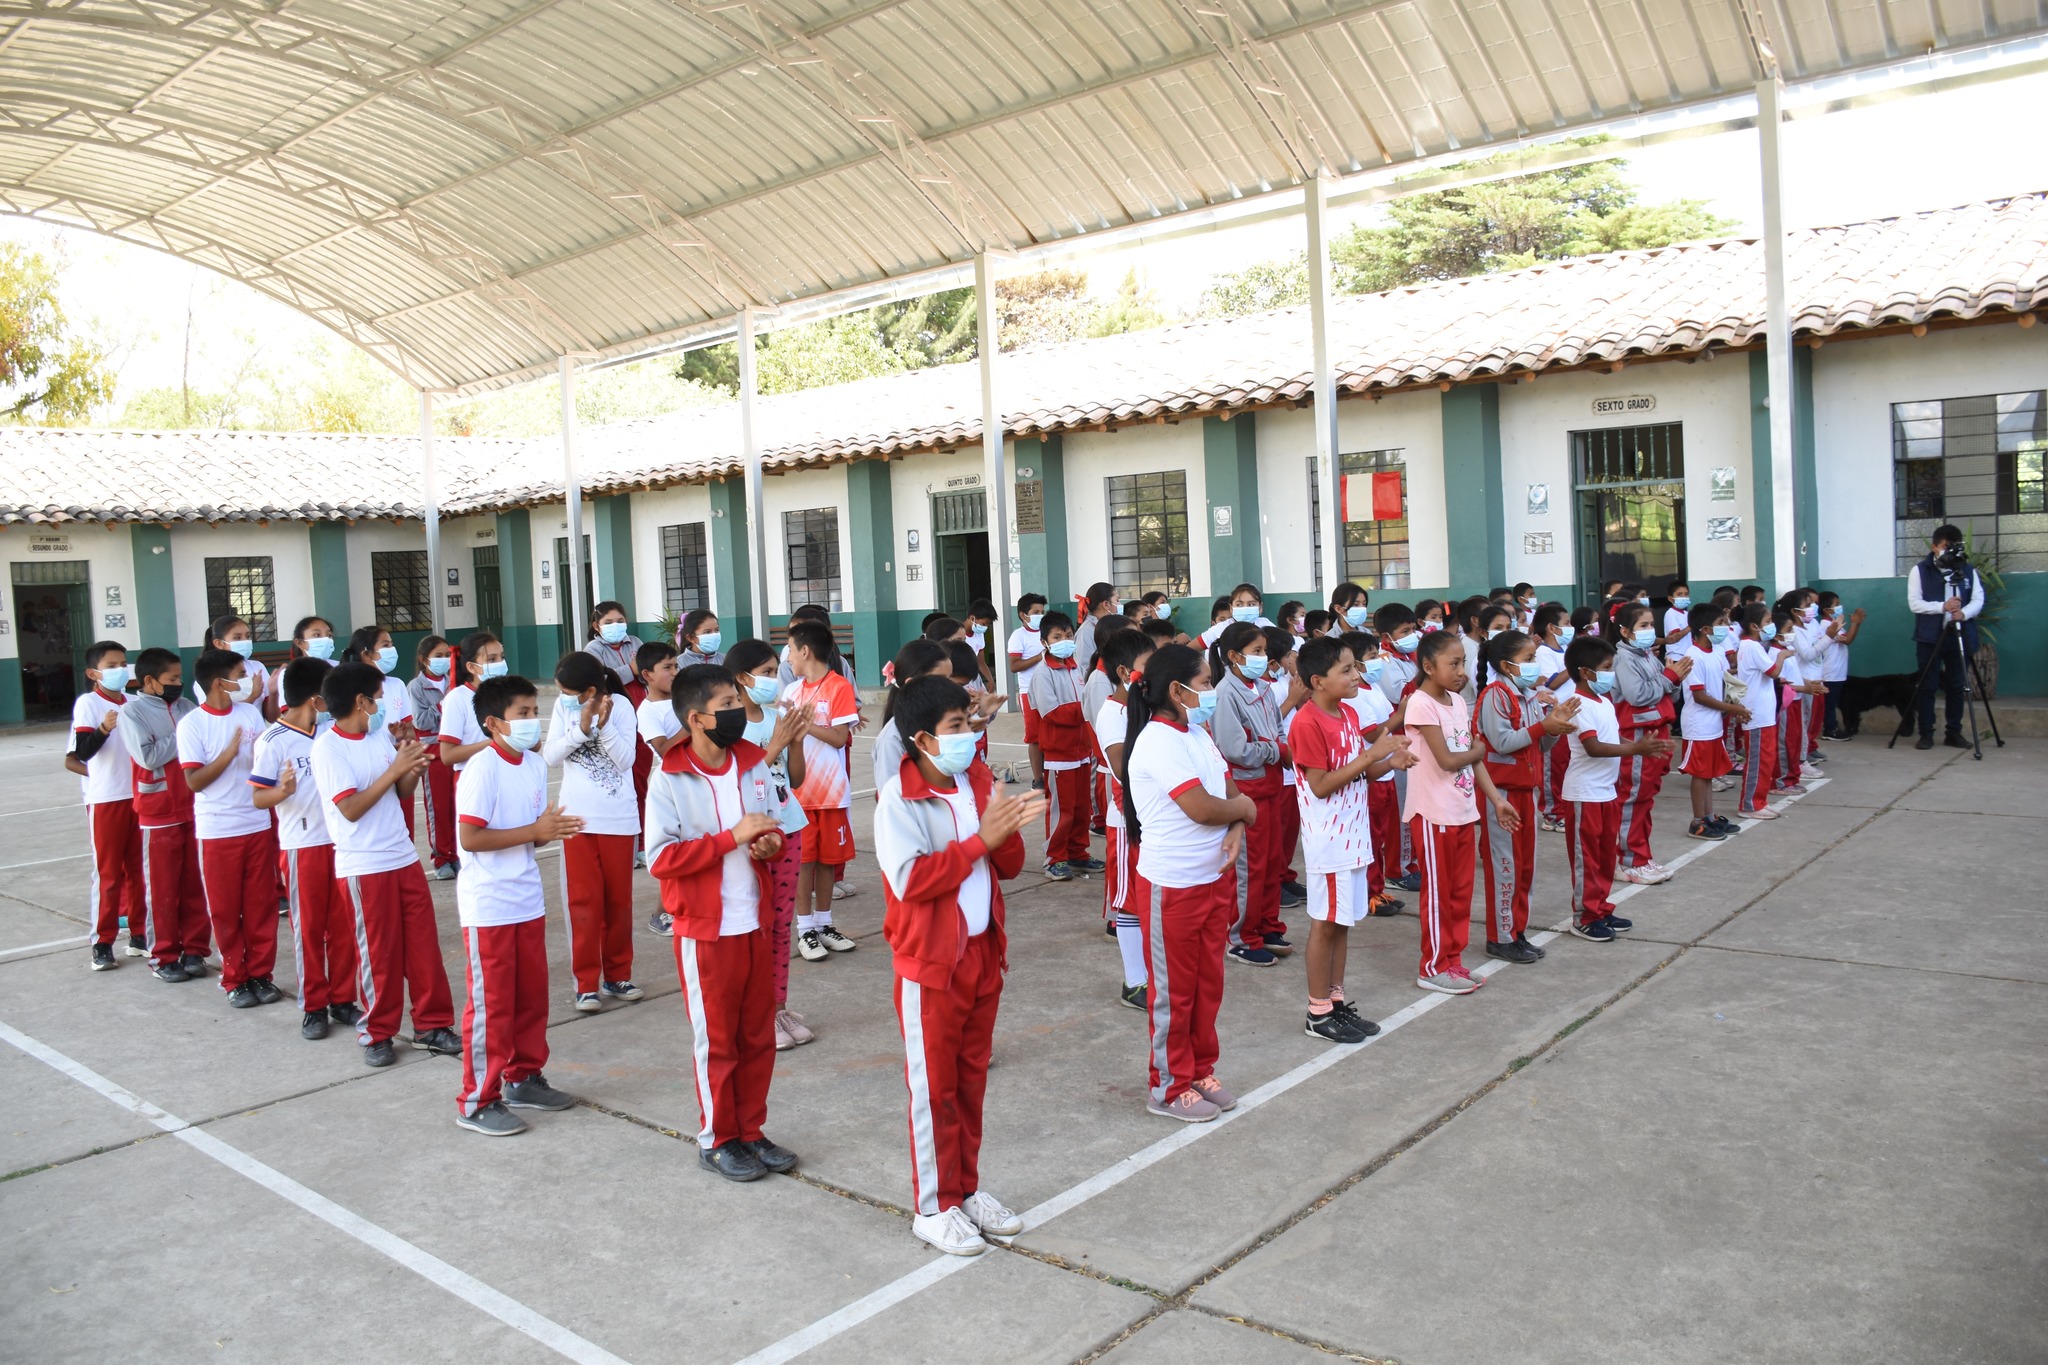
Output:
[1193, 1075, 1238, 1112]
[776, 1009, 814, 1046]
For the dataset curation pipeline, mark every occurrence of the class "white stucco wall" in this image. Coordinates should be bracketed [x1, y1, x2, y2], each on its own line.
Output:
[345, 520, 435, 636]
[627, 484, 718, 624]
[759, 465, 852, 617]
[439, 513, 496, 634]
[1061, 423, 1210, 599]
[889, 446, 991, 614]
[0, 525, 148, 664]
[167, 523, 316, 646]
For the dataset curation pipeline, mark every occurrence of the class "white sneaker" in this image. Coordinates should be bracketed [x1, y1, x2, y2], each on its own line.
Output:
[912, 1207, 987, 1257]
[1416, 971, 1480, 995]
[1616, 865, 1659, 886]
[1711, 777, 1735, 793]
[429, 863, 458, 881]
[962, 1190, 1023, 1239]
[831, 881, 856, 901]
[817, 926, 857, 953]
[1641, 861, 1674, 883]
[796, 930, 829, 962]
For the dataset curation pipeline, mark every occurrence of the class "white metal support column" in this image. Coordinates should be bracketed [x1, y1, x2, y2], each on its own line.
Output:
[1306, 173, 1344, 596]
[560, 355, 589, 642]
[738, 307, 771, 638]
[1757, 76, 1798, 592]
[420, 391, 443, 635]
[976, 252, 1015, 706]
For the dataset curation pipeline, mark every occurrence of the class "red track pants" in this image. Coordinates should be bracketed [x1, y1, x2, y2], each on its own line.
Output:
[344, 864, 455, 1046]
[1103, 824, 1147, 919]
[422, 752, 458, 870]
[1543, 737, 1571, 819]
[140, 822, 209, 967]
[1228, 786, 1288, 950]
[1565, 799, 1621, 927]
[1367, 779, 1400, 894]
[456, 918, 550, 1116]
[87, 799, 144, 947]
[1739, 725, 1779, 813]
[1776, 693, 1805, 786]
[676, 928, 777, 1149]
[767, 837, 800, 1006]
[1044, 764, 1092, 864]
[1412, 817, 1476, 978]
[896, 932, 1002, 1216]
[560, 831, 636, 995]
[1477, 787, 1536, 944]
[1615, 744, 1670, 869]
[283, 844, 356, 1012]
[198, 830, 279, 991]
[1139, 874, 1232, 1104]
[1275, 782, 1302, 887]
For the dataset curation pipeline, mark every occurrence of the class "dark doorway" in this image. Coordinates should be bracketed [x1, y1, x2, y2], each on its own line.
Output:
[11, 562, 91, 720]
[553, 535, 593, 659]
[472, 546, 503, 640]
[931, 490, 990, 621]
[1571, 423, 1688, 603]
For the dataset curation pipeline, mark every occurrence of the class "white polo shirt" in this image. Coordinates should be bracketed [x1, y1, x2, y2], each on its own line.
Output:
[1562, 694, 1622, 802]
[1129, 718, 1230, 889]
[250, 721, 331, 850]
[1736, 639, 1778, 729]
[175, 702, 270, 840]
[69, 689, 132, 805]
[437, 684, 484, 770]
[455, 743, 549, 928]
[310, 725, 417, 877]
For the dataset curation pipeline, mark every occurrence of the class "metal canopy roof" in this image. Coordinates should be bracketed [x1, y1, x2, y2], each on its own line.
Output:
[13, 0, 2045, 395]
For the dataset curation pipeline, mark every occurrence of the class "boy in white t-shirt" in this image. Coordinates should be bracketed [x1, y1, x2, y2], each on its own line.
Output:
[1560, 638, 1673, 944]
[1733, 605, 1786, 818]
[1006, 592, 1049, 791]
[312, 662, 457, 1068]
[546, 651, 644, 1012]
[67, 641, 145, 969]
[1676, 607, 1748, 842]
[251, 657, 358, 1040]
[177, 649, 280, 1009]
[1338, 632, 1405, 915]
[453, 674, 584, 1137]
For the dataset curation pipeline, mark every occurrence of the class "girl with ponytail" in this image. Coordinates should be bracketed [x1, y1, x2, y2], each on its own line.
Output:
[1121, 644, 1256, 1124]
[1474, 630, 1579, 963]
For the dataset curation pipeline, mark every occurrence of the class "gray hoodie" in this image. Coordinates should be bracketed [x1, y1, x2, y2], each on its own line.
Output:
[1211, 673, 1281, 784]
[1614, 640, 1676, 732]
[115, 690, 193, 781]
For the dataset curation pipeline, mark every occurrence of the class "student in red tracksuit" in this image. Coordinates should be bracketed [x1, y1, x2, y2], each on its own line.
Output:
[1560, 636, 1675, 943]
[252, 657, 361, 1040]
[1024, 611, 1098, 880]
[177, 648, 281, 1009]
[68, 641, 146, 970]
[544, 652, 644, 1012]
[311, 662, 460, 1068]
[1208, 621, 1289, 967]
[1261, 624, 1309, 913]
[876, 676, 1042, 1257]
[646, 663, 799, 1183]
[1094, 629, 1156, 1012]
[116, 649, 211, 982]
[452, 674, 584, 1137]
[1611, 602, 1687, 885]
[1474, 631, 1579, 965]
[1733, 604, 1786, 817]
[407, 635, 460, 880]
[1123, 644, 1257, 1124]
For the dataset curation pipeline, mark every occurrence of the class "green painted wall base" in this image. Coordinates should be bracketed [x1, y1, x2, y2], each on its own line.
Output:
[0, 663, 23, 725]
[1815, 574, 2045, 697]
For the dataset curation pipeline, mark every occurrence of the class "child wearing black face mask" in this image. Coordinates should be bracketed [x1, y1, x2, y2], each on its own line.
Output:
[646, 664, 798, 1184]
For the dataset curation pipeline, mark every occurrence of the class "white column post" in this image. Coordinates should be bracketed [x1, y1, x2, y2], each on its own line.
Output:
[1757, 76, 1798, 594]
[976, 252, 1015, 706]
[1306, 173, 1344, 596]
[420, 390, 443, 636]
[560, 355, 588, 641]
[738, 307, 771, 639]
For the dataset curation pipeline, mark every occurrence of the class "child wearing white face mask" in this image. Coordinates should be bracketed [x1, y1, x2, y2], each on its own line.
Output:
[545, 651, 644, 1014]
[1209, 622, 1288, 967]
[408, 635, 460, 878]
[176, 649, 279, 1009]
[727, 638, 815, 1050]
[195, 613, 275, 722]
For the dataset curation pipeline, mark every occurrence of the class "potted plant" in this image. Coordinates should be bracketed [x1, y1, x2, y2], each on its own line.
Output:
[1963, 526, 2005, 700]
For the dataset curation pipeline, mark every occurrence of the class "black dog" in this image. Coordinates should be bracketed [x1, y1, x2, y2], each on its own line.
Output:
[1836, 674, 1919, 738]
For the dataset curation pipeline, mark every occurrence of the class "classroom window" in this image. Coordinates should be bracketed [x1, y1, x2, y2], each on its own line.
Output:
[1891, 390, 2048, 572]
[1308, 451, 1409, 591]
[203, 556, 276, 639]
[784, 508, 843, 611]
[370, 549, 431, 631]
[1106, 470, 1191, 599]
[661, 522, 709, 613]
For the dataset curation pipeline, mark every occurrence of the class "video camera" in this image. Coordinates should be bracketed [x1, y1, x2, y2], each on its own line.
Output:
[1934, 542, 1971, 574]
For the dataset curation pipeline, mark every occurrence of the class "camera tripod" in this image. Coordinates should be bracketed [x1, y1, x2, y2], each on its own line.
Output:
[1889, 617, 2003, 760]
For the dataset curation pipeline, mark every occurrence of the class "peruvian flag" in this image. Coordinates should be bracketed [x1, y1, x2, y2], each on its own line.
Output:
[1340, 471, 1403, 522]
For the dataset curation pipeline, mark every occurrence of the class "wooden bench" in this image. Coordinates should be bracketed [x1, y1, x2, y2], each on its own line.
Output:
[768, 621, 857, 670]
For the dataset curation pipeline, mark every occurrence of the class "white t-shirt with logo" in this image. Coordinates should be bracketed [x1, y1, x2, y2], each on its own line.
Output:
[438, 685, 485, 769]
[1092, 697, 1128, 829]
[1562, 694, 1622, 803]
[1129, 719, 1230, 889]
[1736, 639, 1778, 729]
[69, 690, 132, 805]
[455, 743, 549, 928]
[937, 781, 992, 937]
[702, 759, 762, 936]
[250, 721, 331, 850]
[1290, 701, 1372, 873]
[310, 726, 418, 877]
[175, 703, 270, 840]
[1680, 645, 1728, 742]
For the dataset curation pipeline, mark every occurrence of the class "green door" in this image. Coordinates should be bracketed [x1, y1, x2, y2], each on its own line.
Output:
[553, 535, 593, 658]
[9, 560, 91, 717]
[931, 490, 990, 621]
[472, 546, 502, 639]
[1570, 423, 1688, 603]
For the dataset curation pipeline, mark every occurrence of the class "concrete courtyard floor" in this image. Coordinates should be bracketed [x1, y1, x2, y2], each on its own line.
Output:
[1, 717, 2043, 1365]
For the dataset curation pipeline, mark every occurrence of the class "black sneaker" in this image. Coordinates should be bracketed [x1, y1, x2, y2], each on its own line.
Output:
[1687, 817, 1727, 842]
[412, 1027, 461, 1056]
[1305, 1010, 1368, 1044]
[700, 1139, 768, 1182]
[1263, 934, 1293, 955]
[1485, 938, 1542, 964]
[1394, 871, 1422, 893]
[179, 953, 209, 978]
[1332, 1000, 1381, 1037]
[1943, 734, 1970, 749]
[1569, 919, 1617, 943]
[1513, 932, 1546, 960]
[151, 961, 190, 983]
[362, 1039, 396, 1068]
[1709, 815, 1740, 835]
[1604, 913, 1633, 933]
[648, 909, 674, 937]
[746, 1137, 799, 1173]
[503, 1073, 576, 1111]
[227, 983, 260, 1009]
[249, 976, 283, 1005]
[1277, 881, 1307, 908]
[89, 944, 117, 972]
[328, 1001, 363, 1028]
[125, 935, 148, 958]
[1914, 734, 1934, 750]
[455, 1101, 527, 1137]
[1104, 919, 1119, 941]
[301, 1010, 330, 1040]
[1118, 982, 1149, 1011]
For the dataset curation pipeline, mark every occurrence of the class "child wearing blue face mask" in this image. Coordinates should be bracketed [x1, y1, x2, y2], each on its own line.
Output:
[1339, 630, 1405, 915]
[545, 652, 643, 1014]
[1559, 637, 1673, 943]
[1677, 605, 1747, 840]
[727, 638, 814, 1050]
[1733, 603, 1786, 818]
[1611, 604, 1689, 886]
[408, 635, 460, 878]
[439, 631, 507, 772]
[576, 601, 642, 686]
[196, 614, 275, 721]
[1209, 622, 1287, 967]
[875, 675, 1041, 1254]
[1372, 604, 1427, 892]
[1529, 604, 1576, 833]
[1025, 611, 1097, 880]
[345, 625, 417, 745]
[673, 607, 721, 670]
[1476, 631, 1581, 963]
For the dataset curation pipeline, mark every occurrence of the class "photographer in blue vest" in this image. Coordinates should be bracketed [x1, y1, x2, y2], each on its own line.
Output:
[1905, 524, 1984, 751]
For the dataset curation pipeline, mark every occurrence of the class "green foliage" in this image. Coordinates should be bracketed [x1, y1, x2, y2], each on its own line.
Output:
[0, 243, 115, 425]
[1959, 525, 2007, 645]
[439, 356, 724, 437]
[1198, 253, 1309, 318]
[1087, 268, 1169, 338]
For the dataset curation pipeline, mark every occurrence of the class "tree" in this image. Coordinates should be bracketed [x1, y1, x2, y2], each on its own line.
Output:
[0, 243, 115, 425]
[1198, 253, 1309, 318]
[1088, 268, 1169, 338]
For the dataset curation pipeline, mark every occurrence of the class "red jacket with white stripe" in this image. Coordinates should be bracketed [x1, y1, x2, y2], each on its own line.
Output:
[644, 738, 779, 942]
[876, 756, 1025, 991]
